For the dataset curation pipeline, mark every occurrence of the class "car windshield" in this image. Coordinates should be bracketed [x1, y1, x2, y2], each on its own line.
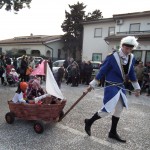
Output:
[53, 62, 59, 67]
[53, 60, 64, 67]
[92, 63, 100, 69]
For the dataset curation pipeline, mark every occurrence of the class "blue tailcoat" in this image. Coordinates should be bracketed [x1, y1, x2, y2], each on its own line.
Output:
[96, 51, 137, 113]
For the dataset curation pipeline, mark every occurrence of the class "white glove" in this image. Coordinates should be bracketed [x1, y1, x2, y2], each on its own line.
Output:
[131, 81, 141, 90]
[89, 79, 98, 89]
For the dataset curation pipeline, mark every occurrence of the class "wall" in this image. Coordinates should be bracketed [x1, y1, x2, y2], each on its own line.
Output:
[46, 40, 64, 60]
[115, 16, 150, 33]
[82, 21, 115, 61]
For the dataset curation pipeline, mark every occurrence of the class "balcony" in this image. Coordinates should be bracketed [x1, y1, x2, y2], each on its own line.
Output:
[105, 30, 150, 41]
[116, 30, 150, 35]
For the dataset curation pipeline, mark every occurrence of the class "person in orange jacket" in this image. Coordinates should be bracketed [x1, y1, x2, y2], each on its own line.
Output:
[12, 82, 28, 103]
[26, 66, 33, 82]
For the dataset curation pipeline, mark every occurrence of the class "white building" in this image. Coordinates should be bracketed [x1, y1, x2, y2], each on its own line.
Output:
[0, 35, 65, 61]
[82, 10, 150, 64]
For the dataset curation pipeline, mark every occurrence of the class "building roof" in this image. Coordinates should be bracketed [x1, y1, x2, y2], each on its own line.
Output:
[82, 10, 150, 25]
[82, 18, 114, 25]
[113, 10, 150, 19]
[0, 35, 62, 45]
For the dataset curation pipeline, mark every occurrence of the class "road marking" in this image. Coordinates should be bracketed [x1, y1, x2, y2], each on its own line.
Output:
[57, 123, 127, 150]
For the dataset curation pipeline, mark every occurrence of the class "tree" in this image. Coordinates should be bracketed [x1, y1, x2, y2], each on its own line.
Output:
[61, 2, 85, 60]
[85, 9, 103, 21]
[61, 2, 103, 60]
[0, 0, 31, 12]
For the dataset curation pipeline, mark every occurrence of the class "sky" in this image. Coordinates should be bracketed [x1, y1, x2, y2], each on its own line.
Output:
[0, 0, 150, 40]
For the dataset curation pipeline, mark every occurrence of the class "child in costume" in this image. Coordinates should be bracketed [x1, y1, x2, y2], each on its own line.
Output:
[27, 76, 45, 100]
[9, 68, 19, 82]
[12, 82, 28, 103]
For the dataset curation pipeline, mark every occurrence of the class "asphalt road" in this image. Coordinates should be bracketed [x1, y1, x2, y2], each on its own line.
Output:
[0, 82, 150, 150]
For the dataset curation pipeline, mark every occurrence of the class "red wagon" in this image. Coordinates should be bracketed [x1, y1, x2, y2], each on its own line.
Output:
[5, 97, 66, 134]
[5, 63, 89, 134]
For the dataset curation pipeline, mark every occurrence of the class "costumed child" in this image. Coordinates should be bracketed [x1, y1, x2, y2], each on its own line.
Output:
[12, 82, 28, 103]
[27, 76, 45, 100]
[9, 68, 19, 82]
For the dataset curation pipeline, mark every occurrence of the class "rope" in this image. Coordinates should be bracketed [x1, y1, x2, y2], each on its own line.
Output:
[61, 83, 149, 121]
[95, 83, 149, 99]
[103, 83, 136, 94]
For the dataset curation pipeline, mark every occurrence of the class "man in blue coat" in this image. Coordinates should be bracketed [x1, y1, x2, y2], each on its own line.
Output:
[84, 36, 141, 143]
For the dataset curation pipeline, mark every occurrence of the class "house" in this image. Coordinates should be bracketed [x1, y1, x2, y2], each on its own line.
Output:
[0, 34, 65, 61]
[82, 10, 150, 65]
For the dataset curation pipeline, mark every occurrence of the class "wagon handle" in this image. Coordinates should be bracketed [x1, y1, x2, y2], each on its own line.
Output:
[58, 89, 89, 122]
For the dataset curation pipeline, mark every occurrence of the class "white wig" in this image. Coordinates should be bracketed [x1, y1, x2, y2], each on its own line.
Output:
[120, 36, 139, 49]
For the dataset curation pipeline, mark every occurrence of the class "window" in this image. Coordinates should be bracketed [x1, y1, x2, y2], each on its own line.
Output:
[94, 28, 102, 37]
[108, 27, 115, 36]
[46, 50, 51, 57]
[132, 50, 142, 61]
[92, 53, 102, 61]
[130, 23, 140, 32]
[31, 50, 40, 56]
[145, 51, 150, 64]
[18, 49, 26, 55]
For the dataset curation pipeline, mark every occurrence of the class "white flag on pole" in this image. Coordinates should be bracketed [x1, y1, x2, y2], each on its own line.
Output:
[46, 64, 64, 100]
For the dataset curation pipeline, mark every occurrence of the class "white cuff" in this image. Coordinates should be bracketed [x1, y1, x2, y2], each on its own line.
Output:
[131, 81, 141, 90]
[19, 99, 26, 103]
[89, 79, 98, 88]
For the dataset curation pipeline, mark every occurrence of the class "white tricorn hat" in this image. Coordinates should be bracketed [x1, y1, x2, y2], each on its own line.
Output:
[120, 36, 139, 49]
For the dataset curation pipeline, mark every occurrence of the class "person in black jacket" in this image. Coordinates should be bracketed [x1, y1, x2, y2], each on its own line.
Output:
[70, 64, 79, 87]
[19, 55, 28, 81]
[54, 66, 65, 88]
[84, 61, 93, 85]
[0, 54, 6, 85]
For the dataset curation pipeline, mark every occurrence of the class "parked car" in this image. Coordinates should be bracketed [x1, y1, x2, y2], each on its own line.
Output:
[17, 56, 43, 68]
[52, 60, 65, 73]
[91, 61, 102, 80]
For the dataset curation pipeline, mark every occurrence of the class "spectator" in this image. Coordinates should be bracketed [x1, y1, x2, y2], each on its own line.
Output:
[0, 54, 6, 85]
[142, 62, 150, 96]
[84, 61, 93, 85]
[47, 57, 53, 71]
[54, 66, 65, 88]
[134, 61, 145, 88]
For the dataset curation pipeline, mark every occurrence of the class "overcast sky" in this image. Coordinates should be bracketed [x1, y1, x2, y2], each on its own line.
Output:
[0, 0, 150, 40]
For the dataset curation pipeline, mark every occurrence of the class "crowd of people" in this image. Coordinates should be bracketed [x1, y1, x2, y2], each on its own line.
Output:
[0, 54, 36, 86]
[62, 57, 150, 96]
[124, 61, 150, 96]
[0, 52, 150, 96]
[63, 58, 93, 87]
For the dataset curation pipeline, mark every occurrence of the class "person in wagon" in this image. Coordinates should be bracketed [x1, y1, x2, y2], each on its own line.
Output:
[27, 76, 45, 100]
[12, 82, 28, 103]
[84, 36, 141, 143]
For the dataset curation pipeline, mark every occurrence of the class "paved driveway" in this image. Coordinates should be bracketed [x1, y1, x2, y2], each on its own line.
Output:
[0, 83, 150, 150]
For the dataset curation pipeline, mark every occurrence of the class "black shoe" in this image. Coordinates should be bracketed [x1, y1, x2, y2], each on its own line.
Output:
[84, 119, 91, 136]
[108, 132, 126, 143]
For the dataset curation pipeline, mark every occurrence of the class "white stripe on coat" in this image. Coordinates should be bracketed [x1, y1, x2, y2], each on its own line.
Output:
[113, 52, 124, 79]
[101, 89, 128, 113]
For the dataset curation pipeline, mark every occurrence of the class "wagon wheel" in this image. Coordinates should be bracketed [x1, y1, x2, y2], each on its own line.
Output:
[5, 112, 15, 124]
[33, 121, 44, 134]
